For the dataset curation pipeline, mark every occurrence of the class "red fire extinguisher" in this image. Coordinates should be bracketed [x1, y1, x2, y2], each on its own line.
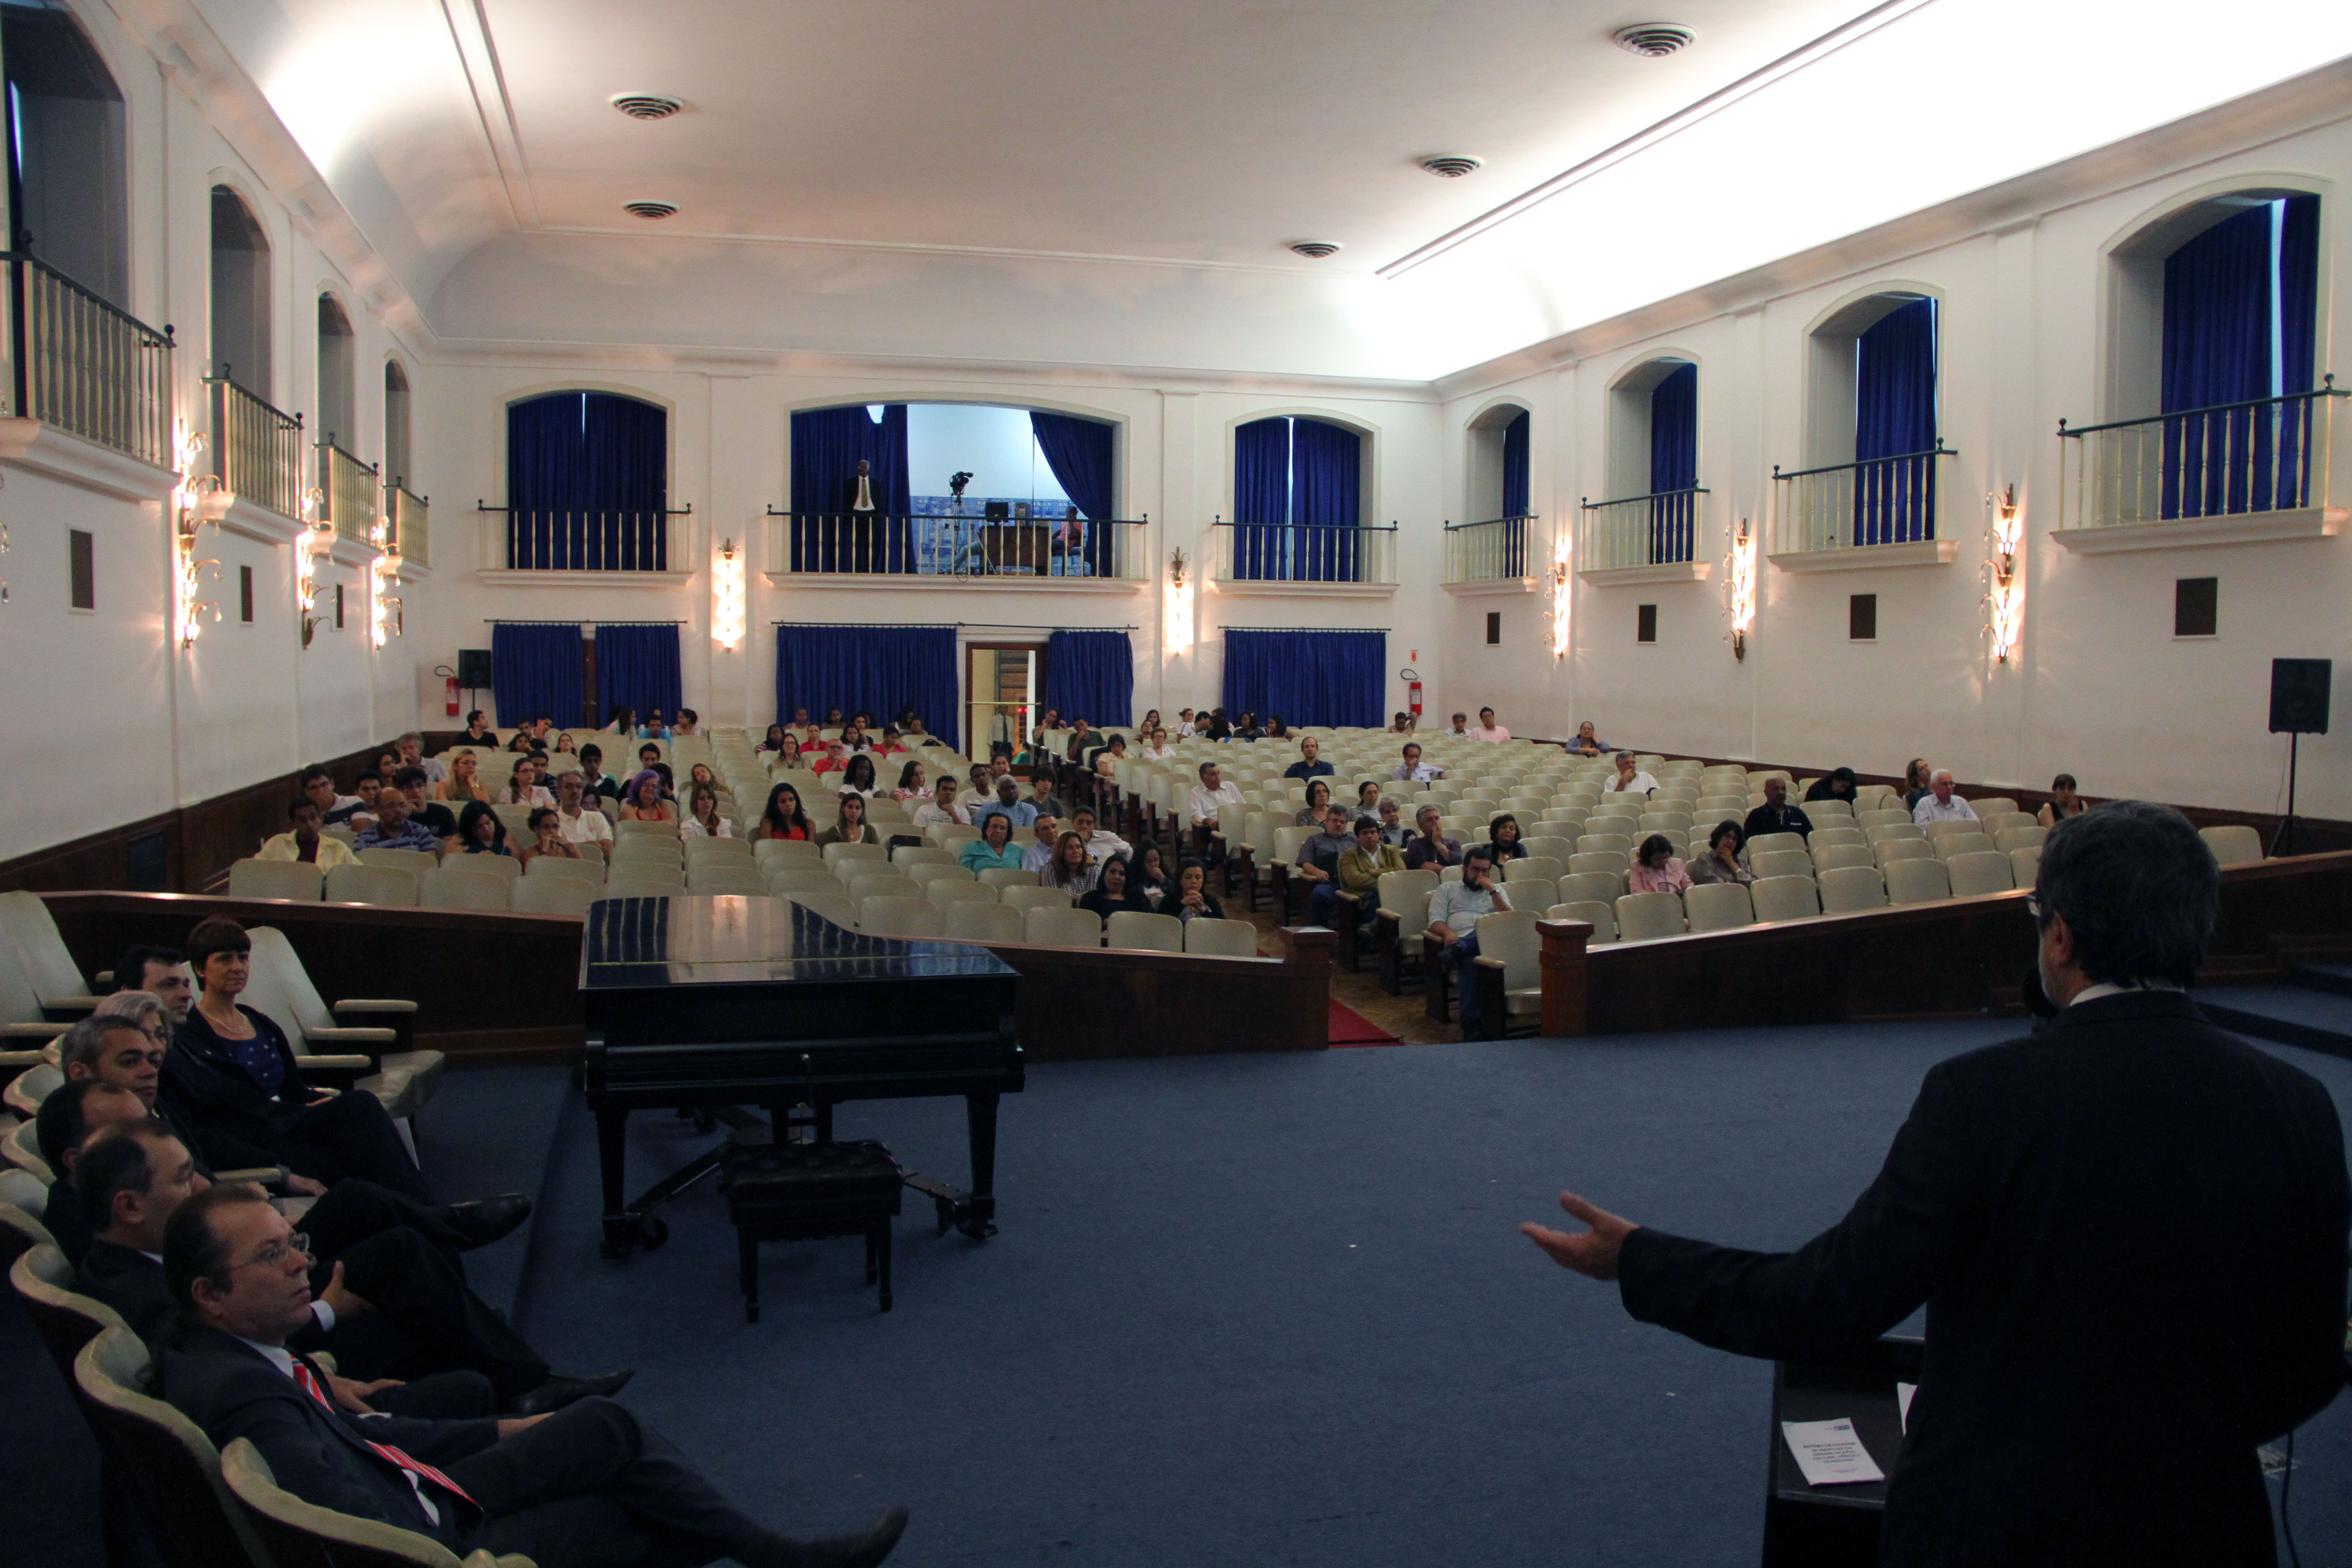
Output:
[1402, 667, 1423, 720]
[445, 674, 460, 717]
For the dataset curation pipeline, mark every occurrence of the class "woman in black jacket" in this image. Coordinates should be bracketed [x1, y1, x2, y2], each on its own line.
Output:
[1077, 854, 1151, 922]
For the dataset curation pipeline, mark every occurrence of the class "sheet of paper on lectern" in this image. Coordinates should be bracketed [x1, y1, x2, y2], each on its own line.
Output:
[1781, 1417, 1887, 1487]
[1897, 1382, 1917, 1433]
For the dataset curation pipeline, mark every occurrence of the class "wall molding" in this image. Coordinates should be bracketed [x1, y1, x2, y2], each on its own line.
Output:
[0, 420, 176, 504]
[2050, 507, 2346, 554]
[1768, 539, 1957, 573]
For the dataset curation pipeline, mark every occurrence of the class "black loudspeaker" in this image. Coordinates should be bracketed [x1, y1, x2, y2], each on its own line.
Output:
[457, 648, 493, 689]
[2269, 659, 2331, 735]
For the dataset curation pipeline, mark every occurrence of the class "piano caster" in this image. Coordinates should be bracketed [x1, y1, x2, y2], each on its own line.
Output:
[905, 1173, 997, 1240]
[599, 1211, 670, 1259]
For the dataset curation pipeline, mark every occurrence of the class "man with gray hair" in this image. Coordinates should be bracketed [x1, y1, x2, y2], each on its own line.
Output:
[1912, 768, 1979, 825]
[1521, 801, 2349, 1564]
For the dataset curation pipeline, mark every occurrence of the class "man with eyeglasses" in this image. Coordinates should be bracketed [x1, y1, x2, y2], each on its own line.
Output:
[157, 1184, 907, 1568]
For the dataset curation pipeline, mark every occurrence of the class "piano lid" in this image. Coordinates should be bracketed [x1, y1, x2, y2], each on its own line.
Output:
[581, 895, 1019, 990]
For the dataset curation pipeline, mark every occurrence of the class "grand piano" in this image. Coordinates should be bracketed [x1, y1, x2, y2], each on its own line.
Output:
[579, 896, 1023, 1256]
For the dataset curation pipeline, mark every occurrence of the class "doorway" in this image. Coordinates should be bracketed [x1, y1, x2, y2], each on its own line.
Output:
[966, 643, 1040, 759]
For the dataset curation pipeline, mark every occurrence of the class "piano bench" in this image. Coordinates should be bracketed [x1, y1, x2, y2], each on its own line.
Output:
[720, 1140, 906, 1321]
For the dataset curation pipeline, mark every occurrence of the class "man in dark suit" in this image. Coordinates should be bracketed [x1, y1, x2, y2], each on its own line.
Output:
[34, 1078, 147, 1263]
[1522, 801, 2349, 1567]
[1740, 774, 1814, 843]
[73, 1119, 623, 1416]
[157, 1185, 907, 1568]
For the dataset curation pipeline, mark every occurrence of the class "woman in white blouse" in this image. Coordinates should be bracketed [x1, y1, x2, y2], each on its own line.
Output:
[682, 782, 734, 838]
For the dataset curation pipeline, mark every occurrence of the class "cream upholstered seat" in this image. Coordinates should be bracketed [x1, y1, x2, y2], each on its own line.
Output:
[1858, 809, 1912, 830]
[606, 862, 684, 891]
[1501, 877, 1555, 915]
[1749, 849, 1812, 882]
[78, 1327, 277, 1568]
[227, 859, 326, 902]
[767, 869, 839, 900]
[927, 880, 998, 911]
[5, 1117, 55, 1180]
[848, 873, 919, 908]
[1812, 843, 1876, 874]
[419, 869, 510, 912]
[1506, 856, 1564, 886]
[891, 844, 956, 867]
[1547, 901, 1617, 943]
[1107, 911, 1185, 953]
[524, 854, 603, 885]
[0, 892, 100, 1018]
[1874, 838, 1934, 867]
[323, 865, 419, 906]
[1744, 832, 1804, 858]
[1614, 891, 1686, 942]
[1945, 851, 2016, 897]
[1553, 870, 1621, 906]
[1749, 875, 1822, 922]
[687, 867, 769, 897]
[943, 901, 1025, 943]
[1001, 885, 1073, 914]
[4, 1060, 61, 1117]
[1932, 833, 1997, 863]
[823, 841, 890, 872]
[977, 867, 1034, 892]
[1025, 906, 1105, 947]
[753, 837, 821, 867]
[1576, 833, 1632, 855]
[1924, 818, 1984, 843]
[220, 1436, 533, 1567]
[1885, 858, 1954, 905]
[2009, 845, 2043, 883]
[1182, 918, 1259, 957]
[509, 877, 595, 917]
[2200, 825, 2264, 866]
[1818, 865, 1888, 913]
[357, 846, 441, 877]
[1683, 882, 1755, 933]
[1468, 910, 1543, 1034]
[859, 897, 945, 939]
[244, 927, 440, 1121]
[1810, 825, 1867, 848]
[902, 862, 973, 888]
[1994, 824, 2047, 853]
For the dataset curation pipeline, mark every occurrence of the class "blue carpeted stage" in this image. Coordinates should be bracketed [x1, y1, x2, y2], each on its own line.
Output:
[10, 1020, 2348, 1566]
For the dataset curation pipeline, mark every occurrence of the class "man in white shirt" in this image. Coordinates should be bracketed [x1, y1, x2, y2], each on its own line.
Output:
[1427, 848, 1513, 1035]
[1069, 807, 1130, 865]
[1188, 761, 1245, 860]
[1445, 712, 1473, 740]
[913, 777, 970, 828]
[1391, 743, 1445, 784]
[1176, 708, 1198, 739]
[552, 772, 612, 848]
[1603, 752, 1659, 797]
[953, 764, 995, 815]
[1467, 707, 1511, 743]
[1913, 769, 1980, 825]
[1021, 815, 1061, 874]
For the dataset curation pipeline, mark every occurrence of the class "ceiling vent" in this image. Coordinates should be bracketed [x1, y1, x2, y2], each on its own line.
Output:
[1418, 155, 1483, 179]
[610, 93, 685, 120]
[1612, 22, 1695, 56]
[1287, 240, 1341, 260]
[622, 201, 678, 220]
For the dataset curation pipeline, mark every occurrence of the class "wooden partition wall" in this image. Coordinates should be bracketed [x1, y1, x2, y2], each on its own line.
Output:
[37, 893, 1333, 1067]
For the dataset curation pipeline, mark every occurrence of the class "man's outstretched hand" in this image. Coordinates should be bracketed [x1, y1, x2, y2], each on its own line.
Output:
[1519, 1191, 1637, 1280]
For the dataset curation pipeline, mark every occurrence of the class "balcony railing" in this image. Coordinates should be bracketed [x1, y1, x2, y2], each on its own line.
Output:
[207, 372, 304, 520]
[319, 439, 379, 545]
[762, 510, 1147, 579]
[2057, 380, 2347, 532]
[482, 505, 684, 572]
[1443, 515, 1538, 582]
[3, 253, 174, 467]
[387, 482, 429, 568]
[1210, 521, 1397, 585]
[1770, 441, 1956, 555]
[1576, 489, 1707, 572]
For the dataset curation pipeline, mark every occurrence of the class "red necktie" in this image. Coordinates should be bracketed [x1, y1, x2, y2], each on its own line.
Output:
[290, 1359, 477, 1508]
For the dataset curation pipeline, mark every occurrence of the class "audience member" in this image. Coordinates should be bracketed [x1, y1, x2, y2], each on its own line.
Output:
[1139, 727, 1175, 761]
[576, 745, 621, 804]
[434, 752, 491, 804]
[1390, 712, 1415, 734]
[685, 762, 719, 794]
[33, 1078, 145, 1261]
[342, 775, 385, 832]
[354, 793, 443, 856]
[758, 724, 788, 755]
[752, 783, 814, 842]
[1603, 753, 1658, 797]
[458, 710, 493, 745]
[303, 767, 364, 827]
[815, 794, 881, 847]
[2038, 773, 2088, 827]
[1354, 780, 1383, 820]
[836, 755, 879, 799]
[258, 799, 360, 867]
[499, 757, 554, 808]
[1025, 770, 1064, 822]
[1687, 822, 1754, 886]
[890, 760, 929, 803]
[672, 708, 701, 737]
[1429, 848, 1511, 1034]
[1264, 716, 1291, 741]
[1519, 801, 2349, 1567]
[1295, 804, 1355, 926]
[954, 764, 994, 814]
[1468, 707, 1510, 743]
[1233, 712, 1264, 743]
[1175, 708, 1197, 738]
[1338, 816, 1408, 913]
[1063, 720, 1098, 762]
[1021, 815, 1061, 875]
[1077, 854, 1149, 921]
[1188, 762, 1245, 859]
[1444, 711, 1472, 739]
[1913, 769, 1979, 825]
[390, 767, 459, 843]
[552, 771, 612, 848]
[1903, 757, 1933, 811]
[453, 802, 514, 859]
[1130, 843, 1174, 909]
[1377, 799, 1407, 847]
[1171, 859, 1225, 923]
[1483, 813, 1529, 862]
[1069, 807, 1130, 865]
[1804, 766, 1860, 805]
[959, 812, 1026, 875]
[811, 741, 851, 779]
[680, 785, 732, 839]
[1405, 805, 1463, 871]
[1042, 832, 1098, 896]
[1284, 737, 1335, 780]
[773, 734, 805, 772]
[913, 777, 969, 829]
[519, 808, 580, 866]
[1743, 778, 1814, 842]
[1627, 835, 1692, 895]
[1294, 779, 1334, 828]
[1567, 721, 1611, 757]
[618, 772, 674, 823]
[974, 777, 1037, 831]
[1093, 735, 1127, 778]
[553, 733, 577, 755]
[637, 709, 673, 740]
[633, 742, 665, 780]
[1392, 743, 1444, 783]
[398, 732, 446, 787]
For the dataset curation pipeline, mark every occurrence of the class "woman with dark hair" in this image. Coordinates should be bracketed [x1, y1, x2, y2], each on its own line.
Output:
[1078, 854, 1149, 921]
[519, 807, 579, 867]
[892, 759, 930, 803]
[2038, 774, 2088, 828]
[1687, 820, 1754, 886]
[1264, 715, 1289, 740]
[758, 724, 788, 755]
[1170, 858, 1225, 923]
[753, 783, 814, 841]
[455, 800, 513, 857]
[1391, 712, 1415, 735]
[1042, 831, 1097, 895]
[1233, 712, 1263, 742]
[1131, 842, 1174, 909]
[1804, 766, 1860, 805]
[839, 754, 879, 799]
[618, 771, 673, 823]
[814, 793, 880, 848]
[1627, 833, 1692, 895]
[608, 705, 637, 736]
[1483, 813, 1528, 862]
[1294, 778, 1333, 828]
[1355, 780, 1383, 818]
[1904, 758, 1934, 811]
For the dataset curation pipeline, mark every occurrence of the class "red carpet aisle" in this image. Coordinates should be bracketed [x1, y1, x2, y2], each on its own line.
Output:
[1329, 997, 1402, 1047]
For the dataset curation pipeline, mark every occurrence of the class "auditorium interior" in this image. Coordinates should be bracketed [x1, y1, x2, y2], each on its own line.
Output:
[3, 1, 2352, 1564]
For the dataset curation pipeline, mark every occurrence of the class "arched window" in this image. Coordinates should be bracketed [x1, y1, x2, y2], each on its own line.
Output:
[1788, 294, 1943, 550]
[505, 390, 670, 571]
[209, 186, 271, 395]
[1451, 404, 1531, 581]
[1229, 416, 1368, 582]
[1587, 361, 1700, 569]
[383, 360, 412, 489]
[3, 1, 128, 304]
[315, 294, 356, 450]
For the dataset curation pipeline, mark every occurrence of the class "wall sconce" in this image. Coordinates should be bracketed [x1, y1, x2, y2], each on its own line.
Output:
[1721, 517, 1757, 661]
[172, 428, 230, 647]
[1545, 531, 1572, 660]
[1164, 550, 1195, 656]
[1984, 485, 2024, 667]
[368, 548, 402, 649]
[296, 487, 332, 648]
[712, 536, 746, 650]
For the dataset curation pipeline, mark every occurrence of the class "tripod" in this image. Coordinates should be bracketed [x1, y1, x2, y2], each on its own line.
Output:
[2270, 731, 2307, 858]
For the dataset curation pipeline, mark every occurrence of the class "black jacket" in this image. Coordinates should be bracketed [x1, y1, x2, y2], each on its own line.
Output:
[1741, 801, 1813, 841]
[78, 1240, 324, 1355]
[159, 1327, 496, 1552]
[161, 1007, 309, 1173]
[1617, 991, 2349, 1567]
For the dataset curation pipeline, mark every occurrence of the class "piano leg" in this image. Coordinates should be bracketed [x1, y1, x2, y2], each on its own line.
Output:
[965, 1090, 1000, 1238]
[596, 1105, 640, 1258]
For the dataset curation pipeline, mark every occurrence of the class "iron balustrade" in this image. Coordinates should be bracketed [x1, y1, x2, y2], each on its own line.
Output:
[1576, 489, 1708, 572]
[207, 372, 305, 520]
[2056, 380, 2347, 531]
[4, 253, 174, 467]
[1443, 515, 1539, 582]
[762, 510, 1148, 579]
[386, 483, 429, 567]
[318, 439, 379, 544]
[1210, 521, 1398, 585]
[481, 503, 686, 572]
[1770, 441, 1956, 555]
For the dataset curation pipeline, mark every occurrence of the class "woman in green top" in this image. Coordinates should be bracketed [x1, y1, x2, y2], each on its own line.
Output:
[813, 791, 881, 848]
[958, 811, 1025, 874]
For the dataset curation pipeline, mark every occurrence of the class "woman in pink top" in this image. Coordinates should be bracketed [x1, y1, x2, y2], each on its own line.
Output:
[1627, 833, 1692, 895]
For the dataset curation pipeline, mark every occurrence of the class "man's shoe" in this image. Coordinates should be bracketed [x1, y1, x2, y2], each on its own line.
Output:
[762, 1507, 908, 1568]
[504, 1369, 634, 1416]
[434, 1194, 532, 1249]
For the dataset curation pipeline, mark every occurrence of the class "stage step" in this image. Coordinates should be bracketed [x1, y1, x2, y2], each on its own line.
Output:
[2199, 981, 2352, 1063]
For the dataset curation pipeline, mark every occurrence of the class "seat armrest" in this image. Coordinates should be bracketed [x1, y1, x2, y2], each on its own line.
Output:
[305, 1028, 397, 1069]
[293, 1055, 373, 1092]
[331, 999, 418, 1014]
[93, 970, 114, 989]
[1474, 958, 1509, 1039]
[331, 1001, 416, 1054]
[216, 1166, 289, 1187]
[0, 1048, 47, 1091]
[39, 996, 99, 1023]
[1473, 955, 1506, 969]
[1, 1022, 71, 1040]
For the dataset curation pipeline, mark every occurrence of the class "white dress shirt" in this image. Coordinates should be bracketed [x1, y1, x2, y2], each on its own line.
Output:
[1189, 779, 1245, 823]
[556, 805, 614, 845]
[1913, 794, 1980, 824]
[1605, 771, 1659, 795]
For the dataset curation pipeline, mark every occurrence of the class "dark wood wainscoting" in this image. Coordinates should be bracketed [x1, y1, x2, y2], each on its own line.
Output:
[981, 928, 1333, 1062]
[1537, 851, 2352, 1038]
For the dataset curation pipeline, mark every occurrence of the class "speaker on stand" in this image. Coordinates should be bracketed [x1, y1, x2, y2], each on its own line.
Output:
[457, 648, 493, 721]
[2267, 658, 2331, 858]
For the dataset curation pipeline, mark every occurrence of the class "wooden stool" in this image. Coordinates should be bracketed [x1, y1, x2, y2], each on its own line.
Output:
[720, 1140, 904, 1321]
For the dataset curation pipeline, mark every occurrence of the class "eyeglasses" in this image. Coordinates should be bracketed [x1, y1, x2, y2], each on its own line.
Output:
[229, 1234, 312, 1273]
[2025, 895, 2042, 919]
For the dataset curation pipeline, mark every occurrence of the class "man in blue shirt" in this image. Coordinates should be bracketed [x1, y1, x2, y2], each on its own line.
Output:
[972, 778, 1038, 831]
[354, 793, 443, 855]
[1282, 736, 1336, 782]
[1391, 743, 1445, 784]
[1428, 848, 1513, 1034]
[1294, 804, 1354, 926]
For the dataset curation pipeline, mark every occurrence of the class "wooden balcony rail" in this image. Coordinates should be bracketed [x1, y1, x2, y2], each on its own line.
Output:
[4, 253, 174, 467]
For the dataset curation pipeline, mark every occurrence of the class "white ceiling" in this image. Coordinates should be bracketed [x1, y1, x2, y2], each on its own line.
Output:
[183, 0, 2352, 380]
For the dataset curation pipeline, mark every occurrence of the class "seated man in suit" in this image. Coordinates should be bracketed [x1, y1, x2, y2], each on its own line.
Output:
[158, 1184, 908, 1568]
[1521, 801, 2352, 1566]
[74, 1119, 626, 1416]
[32, 1078, 147, 1262]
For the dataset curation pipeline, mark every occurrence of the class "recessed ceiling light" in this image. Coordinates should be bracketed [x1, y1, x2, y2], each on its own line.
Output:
[1418, 156, 1484, 179]
[623, 201, 678, 220]
[1287, 241, 1341, 259]
[1612, 22, 1695, 56]
[610, 93, 686, 120]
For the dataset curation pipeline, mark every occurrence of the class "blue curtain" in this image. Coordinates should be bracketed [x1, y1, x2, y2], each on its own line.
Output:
[1853, 299, 1937, 544]
[506, 392, 668, 570]
[490, 624, 584, 729]
[1221, 629, 1384, 729]
[2161, 205, 2275, 519]
[593, 625, 682, 725]
[1031, 412, 1117, 577]
[1649, 364, 1698, 563]
[1041, 630, 1133, 732]
[1232, 417, 1290, 581]
[775, 625, 960, 751]
[788, 405, 913, 573]
[1499, 410, 1530, 575]
[2278, 195, 2321, 507]
[1289, 418, 1362, 582]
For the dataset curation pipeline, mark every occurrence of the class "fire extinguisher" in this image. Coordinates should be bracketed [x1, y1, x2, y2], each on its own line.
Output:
[1402, 667, 1423, 720]
[439, 668, 460, 717]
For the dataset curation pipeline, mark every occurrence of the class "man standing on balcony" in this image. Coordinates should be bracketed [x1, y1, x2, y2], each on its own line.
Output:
[846, 457, 880, 572]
